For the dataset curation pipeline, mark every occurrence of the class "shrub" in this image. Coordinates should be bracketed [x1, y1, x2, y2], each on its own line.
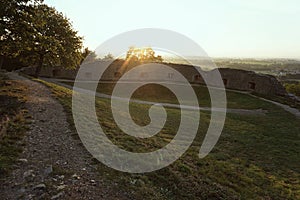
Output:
[285, 83, 300, 97]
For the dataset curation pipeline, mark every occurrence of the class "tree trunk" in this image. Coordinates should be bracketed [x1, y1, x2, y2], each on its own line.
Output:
[0, 55, 4, 70]
[34, 54, 44, 78]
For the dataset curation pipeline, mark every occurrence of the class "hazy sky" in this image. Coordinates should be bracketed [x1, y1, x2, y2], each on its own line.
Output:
[45, 0, 300, 59]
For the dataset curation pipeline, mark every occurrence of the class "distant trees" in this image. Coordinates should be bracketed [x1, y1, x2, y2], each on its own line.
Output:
[0, 0, 83, 76]
[103, 53, 114, 61]
[126, 47, 163, 63]
[81, 48, 98, 64]
[81, 51, 115, 64]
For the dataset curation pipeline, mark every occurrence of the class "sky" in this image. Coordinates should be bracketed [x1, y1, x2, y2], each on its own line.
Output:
[44, 0, 300, 59]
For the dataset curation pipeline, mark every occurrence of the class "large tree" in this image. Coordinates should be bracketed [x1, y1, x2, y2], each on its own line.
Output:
[25, 4, 83, 76]
[0, 0, 83, 76]
[0, 0, 42, 67]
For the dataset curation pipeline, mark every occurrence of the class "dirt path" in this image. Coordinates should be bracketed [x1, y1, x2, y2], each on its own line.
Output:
[1, 73, 129, 199]
[249, 94, 300, 118]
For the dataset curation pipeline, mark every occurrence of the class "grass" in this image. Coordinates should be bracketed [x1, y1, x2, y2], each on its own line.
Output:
[0, 73, 29, 178]
[61, 81, 277, 110]
[37, 78, 300, 199]
[252, 91, 300, 110]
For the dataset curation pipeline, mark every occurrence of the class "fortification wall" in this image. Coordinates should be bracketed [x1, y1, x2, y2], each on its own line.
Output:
[20, 61, 287, 96]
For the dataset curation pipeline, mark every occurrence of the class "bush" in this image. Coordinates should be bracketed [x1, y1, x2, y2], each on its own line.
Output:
[285, 83, 300, 97]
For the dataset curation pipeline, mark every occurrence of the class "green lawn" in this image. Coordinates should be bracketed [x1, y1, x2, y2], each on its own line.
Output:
[39, 79, 300, 199]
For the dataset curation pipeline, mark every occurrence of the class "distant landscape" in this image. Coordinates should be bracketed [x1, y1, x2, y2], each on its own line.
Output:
[167, 57, 300, 76]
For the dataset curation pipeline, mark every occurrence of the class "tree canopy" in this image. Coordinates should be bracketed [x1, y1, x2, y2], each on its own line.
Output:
[0, 0, 40, 59]
[125, 47, 163, 63]
[0, 0, 83, 76]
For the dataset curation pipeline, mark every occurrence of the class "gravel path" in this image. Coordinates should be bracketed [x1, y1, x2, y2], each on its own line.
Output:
[1, 73, 128, 200]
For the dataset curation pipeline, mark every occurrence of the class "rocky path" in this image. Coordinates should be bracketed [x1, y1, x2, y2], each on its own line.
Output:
[1, 73, 128, 199]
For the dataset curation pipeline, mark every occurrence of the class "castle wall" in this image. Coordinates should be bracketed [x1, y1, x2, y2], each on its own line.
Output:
[20, 61, 287, 96]
[216, 68, 286, 96]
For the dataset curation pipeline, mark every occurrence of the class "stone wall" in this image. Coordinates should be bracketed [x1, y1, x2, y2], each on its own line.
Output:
[20, 61, 287, 96]
[216, 68, 287, 96]
[20, 66, 77, 79]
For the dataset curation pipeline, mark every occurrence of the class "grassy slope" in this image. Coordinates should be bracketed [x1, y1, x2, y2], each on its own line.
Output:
[0, 74, 29, 178]
[61, 81, 274, 110]
[39, 79, 300, 200]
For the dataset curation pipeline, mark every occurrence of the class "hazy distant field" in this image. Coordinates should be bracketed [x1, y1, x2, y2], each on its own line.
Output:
[215, 58, 300, 76]
[166, 57, 300, 77]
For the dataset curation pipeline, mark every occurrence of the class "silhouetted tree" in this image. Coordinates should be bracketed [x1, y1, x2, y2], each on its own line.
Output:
[125, 47, 163, 63]
[0, 1, 83, 76]
[0, 0, 42, 68]
[26, 4, 83, 76]
[103, 53, 114, 60]
[81, 48, 98, 64]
